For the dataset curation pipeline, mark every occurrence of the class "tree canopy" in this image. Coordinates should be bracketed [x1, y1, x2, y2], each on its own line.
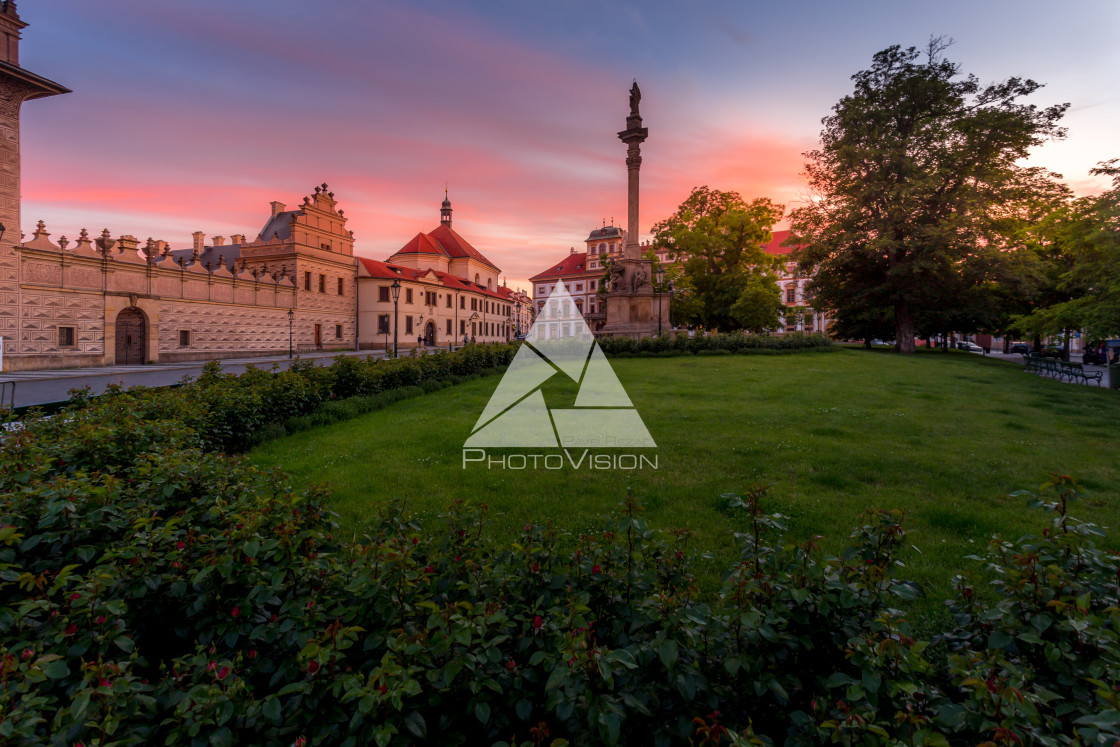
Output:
[651, 187, 784, 332]
[789, 39, 1068, 352]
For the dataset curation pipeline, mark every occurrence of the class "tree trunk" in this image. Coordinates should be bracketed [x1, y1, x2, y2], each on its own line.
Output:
[863, 337, 872, 349]
[895, 303, 916, 353]
[1033, 334, 1042, 354]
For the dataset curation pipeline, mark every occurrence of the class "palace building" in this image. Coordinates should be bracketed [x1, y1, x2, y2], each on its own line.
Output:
[356, 194, 531, 350]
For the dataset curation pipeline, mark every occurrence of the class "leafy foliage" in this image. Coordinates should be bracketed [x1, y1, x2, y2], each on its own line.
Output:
[651, 187, 785, 332]
[790, 39, 1068, 352]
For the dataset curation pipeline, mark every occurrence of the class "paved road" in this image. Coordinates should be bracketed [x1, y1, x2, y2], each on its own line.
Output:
[983, 351, 1114, 387]
[0, 347, 456, 408]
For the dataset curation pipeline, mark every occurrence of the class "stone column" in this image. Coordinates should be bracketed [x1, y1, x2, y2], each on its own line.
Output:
[617, 82, 648, 260]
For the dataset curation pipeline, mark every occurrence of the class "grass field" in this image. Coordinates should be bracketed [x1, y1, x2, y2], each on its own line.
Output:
[248, 348, 1120, 621]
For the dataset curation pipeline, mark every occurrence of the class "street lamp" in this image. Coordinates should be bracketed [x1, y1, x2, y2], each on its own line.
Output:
[515, 301, 522, 339]
[390, 278, 401, 357]
[656, 266, 665, 336]
[505, 307, 512, 341]
[287, 308, 294, 358]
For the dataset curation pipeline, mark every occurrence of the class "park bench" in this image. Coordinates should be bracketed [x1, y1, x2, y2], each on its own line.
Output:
[1022, 354, 1103, 386]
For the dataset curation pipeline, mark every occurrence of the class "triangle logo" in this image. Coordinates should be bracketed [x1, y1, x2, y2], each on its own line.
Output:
[464, 283, 656, 449]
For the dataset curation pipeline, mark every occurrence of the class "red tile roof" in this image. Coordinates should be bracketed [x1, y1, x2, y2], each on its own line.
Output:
[762, 230, 802, 256]
[358, 257, 513, 301]
[529, 252, 597, 281]
[393, 222, 500, 272]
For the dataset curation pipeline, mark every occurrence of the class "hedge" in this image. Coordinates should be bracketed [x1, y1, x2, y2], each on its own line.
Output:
[1, 342, 1117, 746]
[597, 332, 832, 357]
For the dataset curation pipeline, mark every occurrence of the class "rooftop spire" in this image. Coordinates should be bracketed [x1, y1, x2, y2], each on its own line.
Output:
[440, 189, 452, 227]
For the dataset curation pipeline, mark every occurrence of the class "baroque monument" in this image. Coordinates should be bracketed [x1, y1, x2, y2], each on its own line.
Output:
[599, 82, 668, 338]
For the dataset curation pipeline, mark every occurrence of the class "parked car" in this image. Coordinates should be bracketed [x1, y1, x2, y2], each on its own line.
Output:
[1083, 340, 1120, 365]
[960, 341, 984, 353]
[1010, 342, 1031, 354]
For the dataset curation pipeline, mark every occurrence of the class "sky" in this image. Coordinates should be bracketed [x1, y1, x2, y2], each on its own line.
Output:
[17, 0, 1120, 291]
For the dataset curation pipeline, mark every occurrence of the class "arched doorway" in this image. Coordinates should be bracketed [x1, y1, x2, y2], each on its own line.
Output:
[115, 307, 146, 364]
[424, 320, 436, 346]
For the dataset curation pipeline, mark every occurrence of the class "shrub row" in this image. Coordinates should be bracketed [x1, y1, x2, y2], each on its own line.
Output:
[59, 344, 518, 454]
[597, 332, 832, 357]
[3, 438, 1117, 746]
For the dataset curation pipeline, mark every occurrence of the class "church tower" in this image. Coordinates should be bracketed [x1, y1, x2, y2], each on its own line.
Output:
[0, 2, 69, 353]
[440, 190, 452, 227]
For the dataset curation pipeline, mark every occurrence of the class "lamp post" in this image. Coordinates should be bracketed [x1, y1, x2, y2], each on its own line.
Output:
[515, 301, 522, 339]
[390, 278, 401, 357]
[656, 266, 665, 337]
[287, 308, 294, 358]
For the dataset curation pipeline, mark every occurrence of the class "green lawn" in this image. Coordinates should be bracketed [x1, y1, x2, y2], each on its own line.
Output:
[248, 348, 1120, 621]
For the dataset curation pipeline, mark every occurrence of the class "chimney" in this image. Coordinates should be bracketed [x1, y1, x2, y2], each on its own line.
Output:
[192, 231, 205, 251]
[570, 246, 575, 255]
[0, 1, 22, 66]
[230, 233, 244, 245]
[270, 201, 286, 217]
[212, 235, 225, 247]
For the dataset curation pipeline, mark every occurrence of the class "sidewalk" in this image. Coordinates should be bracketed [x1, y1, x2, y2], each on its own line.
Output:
[0, 346, 454, 408]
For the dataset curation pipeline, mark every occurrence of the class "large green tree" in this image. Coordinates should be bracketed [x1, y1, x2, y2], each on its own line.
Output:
[789, 39, 1068, 353]
[1014, 160, 1120, 342]
[651, 187, 784, 332]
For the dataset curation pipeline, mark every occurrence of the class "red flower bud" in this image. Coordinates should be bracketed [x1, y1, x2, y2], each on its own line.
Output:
[21, 648, 32, 659]
[424, 566, 435, 574]
[95, 615, 106, 625]
[307, 660, 320, 674]
[231, 607, 240, 618]
[532, 615, 543, 630]
[64, 624, 77, 636]
[592, 565, 601, 574]
[218, 666, 230, 681]
[70, 593, 80, 602]
[248, 650, 257, 659]
[98, 678, 110, 689]
[532, 562, 539, 573]
[176, 541, 186, 550]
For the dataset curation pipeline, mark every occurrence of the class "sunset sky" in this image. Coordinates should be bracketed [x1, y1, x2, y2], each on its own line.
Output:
[19, 0, 1120, 290]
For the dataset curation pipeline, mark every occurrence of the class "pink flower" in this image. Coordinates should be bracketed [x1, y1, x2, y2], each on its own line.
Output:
[98, 678, 110, 689]
[21, 649, 32, 660]
[176, 541, 186, 550]
[295, 738, 307, 747]
[70, 593, 80, 602]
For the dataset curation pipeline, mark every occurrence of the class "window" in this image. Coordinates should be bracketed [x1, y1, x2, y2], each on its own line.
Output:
[406, 316, 414, 334]
[379, 286, 390, 303]
[786, 287, 796, 304]
[304, 272, 312, 291]
[318, 274, 326, 293]
[446, 295, 452, 308]
[335, 324, 342, 339]
[58, 326, 76, 347]
[321, 242, 331, 251]
[460, 296, 465, 309]
[425, 291, 436, 306]
[337, 277, 344, 295]
[575, 283, 583, 291]
[446, 319, 452, 335]
[460, 320, 466, 335]
[406, 288, 413, 304]
[178, 330, 191, 347]
[377, 314, 390, 334]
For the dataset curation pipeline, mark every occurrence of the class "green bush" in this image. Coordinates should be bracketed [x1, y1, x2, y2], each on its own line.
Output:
[597, 332, 831, 358]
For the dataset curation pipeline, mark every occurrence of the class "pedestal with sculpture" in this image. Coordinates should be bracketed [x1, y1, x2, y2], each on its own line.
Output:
[598, 82, 669, 338]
